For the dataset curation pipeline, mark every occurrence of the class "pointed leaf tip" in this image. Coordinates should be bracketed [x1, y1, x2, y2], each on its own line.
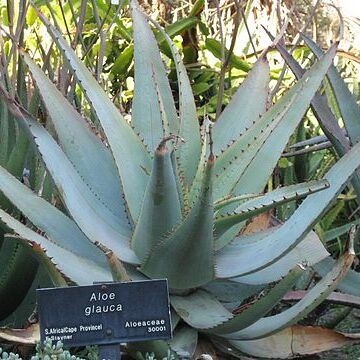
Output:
[157, 135, 178, 152]
[132, 135, 182, 262]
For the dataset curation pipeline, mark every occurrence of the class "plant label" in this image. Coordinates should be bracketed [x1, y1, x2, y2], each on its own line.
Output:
[37, 279, 172, 347]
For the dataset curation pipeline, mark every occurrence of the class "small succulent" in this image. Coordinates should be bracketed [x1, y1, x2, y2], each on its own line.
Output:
[30, 340, 83, 360]
[0, 348, 21, 360]
[0, 341, 83, 360]
[1, 1, 360, 358]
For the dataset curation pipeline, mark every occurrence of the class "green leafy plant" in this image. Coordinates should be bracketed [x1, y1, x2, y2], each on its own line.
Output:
[1, 1, 360, 358]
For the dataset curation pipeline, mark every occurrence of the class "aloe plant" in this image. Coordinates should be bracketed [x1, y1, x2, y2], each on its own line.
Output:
[1, 1, 360, 358]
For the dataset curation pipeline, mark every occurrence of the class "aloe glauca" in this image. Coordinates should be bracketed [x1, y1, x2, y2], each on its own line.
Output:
[1, 2, 360, 358]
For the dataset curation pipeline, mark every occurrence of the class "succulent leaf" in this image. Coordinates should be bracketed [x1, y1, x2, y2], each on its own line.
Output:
[232, 45, 337, 196]
[230, 231, 328, 285]
[213, 45, 336, 200]
[214, 93, 297, 200]
[215, 179, 330, 238]
[171, 267, 302, 332]
[171, 290, 232, 329]
[130, 0, 179, 150]
[269, 33, 360, 201]
[170, 149, 187, 213]
[226, 325, 360, 359]
[14, 108, 138, 264]
[148, 16, 202, 188]
[14, 238, 68, 287]
[22, 51, 128, 223]
[301, 33, 360, 144]
[208, 266, 304, 334]
[315, 257, 360, 297]
[215, 133, 360, 277]
[223, 237, 354, 340]
[0, 99, 10, 166]
[0, 164, 108, 265]
[34, 6, 152, 222]
[0, 209, 112, 284]
[0, 100, 39, 322]
[283, 290, 360, 308]
[213, 56, 269, 155]
[141, 156, 214, 289]
[187, 122, 208, 205]
[202, 280, 264, 305]
[265, 30, 350, 155]
[0, 266, 49, 327]
[0, 236, 38, 320]
[214, 47, 335, 199]
[214, 193, 262, 212]
[132, 137, 182, 262]
[95, 242, 131, 282]
[169, 325, 198, 359]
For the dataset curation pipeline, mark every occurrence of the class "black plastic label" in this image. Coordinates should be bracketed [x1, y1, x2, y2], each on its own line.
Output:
[37, 279, 172, 347]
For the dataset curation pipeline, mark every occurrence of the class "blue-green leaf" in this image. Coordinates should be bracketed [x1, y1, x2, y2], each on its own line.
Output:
[223, 242, 354, 340]
[215, 102, 360, 278]
[301, 33, 360, 144]
[130, 0, 178, 150]
[213, 45, 336, 201]
[0, 236, 38, 320]
[148, 16, 202, 188]
[217, 230, 328, 283]
[22, 51, 128, 224]
[0, 164, 108, 266]
[171, 290, 232, 329]
[314, 257, 360, 297]
[232, 46, 337, 196]
[34, 6, 151, 222]
[132, 138, 182, 262]
[0, 99, 10, 165]
[215, 180, 329, 238]
[213, 56, 269, 155]
[202, 280, 264, 305]
[141, 156, 214, 289]
[0, 209, 112, 285]
[17, 110, 138, 264]
[208, 266, 303, 334]
[169, 325, 198, 359]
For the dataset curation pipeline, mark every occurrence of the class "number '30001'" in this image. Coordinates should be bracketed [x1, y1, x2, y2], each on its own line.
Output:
[148, 326, 166, 333]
